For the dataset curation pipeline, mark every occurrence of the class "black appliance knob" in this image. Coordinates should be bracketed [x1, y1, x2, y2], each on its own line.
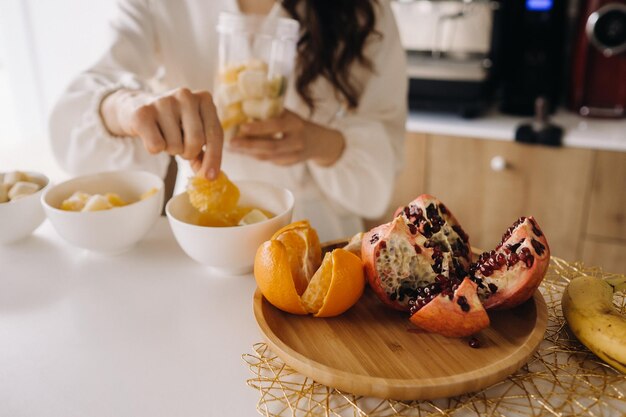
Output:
[586, 3, 626, 57]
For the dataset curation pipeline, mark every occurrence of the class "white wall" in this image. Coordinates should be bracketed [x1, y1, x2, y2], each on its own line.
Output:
[0, 0, 118, 180]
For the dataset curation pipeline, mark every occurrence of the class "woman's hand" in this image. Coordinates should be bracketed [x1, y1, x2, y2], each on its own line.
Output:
[100, 88, 223, 179]
[229, 109, 345, 167]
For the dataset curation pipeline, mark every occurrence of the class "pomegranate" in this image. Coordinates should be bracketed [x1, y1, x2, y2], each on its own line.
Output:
[360, 194, 550, 338]
[408, 277, 489, 338]
[469, 216, 550, 310]
[361, 195, 473, 312]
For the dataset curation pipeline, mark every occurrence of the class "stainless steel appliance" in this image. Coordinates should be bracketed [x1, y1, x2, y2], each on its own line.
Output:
[392, 0, 501, 118]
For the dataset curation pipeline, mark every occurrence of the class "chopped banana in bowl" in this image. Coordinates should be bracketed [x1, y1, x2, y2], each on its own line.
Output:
[42, 170, 164, 254]
[0, 170, 49, 244]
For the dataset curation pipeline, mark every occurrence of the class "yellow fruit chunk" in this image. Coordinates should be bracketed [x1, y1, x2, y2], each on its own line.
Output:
[140, 188, 158, 200]
[187, 172, 240, 213]
[106, 193, 128, 207]
[220, 64, 245, 84]
[60, 191, 90, 211]
[254, 221, 365, 318]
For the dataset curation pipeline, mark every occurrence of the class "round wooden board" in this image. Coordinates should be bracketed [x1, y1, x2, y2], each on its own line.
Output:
[253, 283, 548, 401]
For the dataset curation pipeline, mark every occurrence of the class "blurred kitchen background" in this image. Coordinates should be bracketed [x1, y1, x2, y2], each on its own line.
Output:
[0, 0, 624, 272]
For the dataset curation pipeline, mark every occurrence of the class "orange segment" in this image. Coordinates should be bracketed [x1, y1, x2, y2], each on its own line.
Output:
[301, 252, 333, 313]
[254, 240, 308, 315]
[187, 171, 240, 213]
[273, 221, 321, 295]
[313, 249, 365, 317]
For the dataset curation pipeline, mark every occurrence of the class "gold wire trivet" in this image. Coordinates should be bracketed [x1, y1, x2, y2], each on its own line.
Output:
[243, 257, 626, 416]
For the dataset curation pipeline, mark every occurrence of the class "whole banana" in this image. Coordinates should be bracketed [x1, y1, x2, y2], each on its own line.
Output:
[561, 275, 626, 374]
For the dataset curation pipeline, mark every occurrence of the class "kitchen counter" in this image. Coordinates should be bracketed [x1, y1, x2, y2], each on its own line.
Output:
[0, 219, 260, 417]
[406, 109, 626, 152]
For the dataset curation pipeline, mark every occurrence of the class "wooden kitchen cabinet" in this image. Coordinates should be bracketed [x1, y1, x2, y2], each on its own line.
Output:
[369, 131, 625, 273]
[426, 134, 594, 261]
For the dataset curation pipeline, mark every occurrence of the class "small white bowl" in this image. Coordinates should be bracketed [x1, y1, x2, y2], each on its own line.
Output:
[0, 172, 50, 244]
[166, 181, 294, 275]
[42, 170, 164, 254]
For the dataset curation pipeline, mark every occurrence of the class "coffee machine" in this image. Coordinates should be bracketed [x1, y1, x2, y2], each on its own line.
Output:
[392, 0, 502, 118]
[570, 1, 626, 118]
[499, 0, 569, 116]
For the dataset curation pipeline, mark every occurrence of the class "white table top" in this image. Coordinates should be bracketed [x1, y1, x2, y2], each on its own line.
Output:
[0, 218, 261, 417]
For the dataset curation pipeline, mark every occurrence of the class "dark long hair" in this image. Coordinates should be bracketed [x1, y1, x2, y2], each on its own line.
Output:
[281, 0, 380, 110]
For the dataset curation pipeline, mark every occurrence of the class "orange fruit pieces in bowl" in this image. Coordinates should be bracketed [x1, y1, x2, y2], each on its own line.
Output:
[254, 220, 365, 318]
[187, 171, 240, 214]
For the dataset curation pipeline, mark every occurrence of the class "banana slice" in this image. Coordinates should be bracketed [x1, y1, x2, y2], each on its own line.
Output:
[0, 183, 9, 203]
[237, 69, 267, 99]
[242, 98, 282, 120]
[215, 82, 243, 109]
[82, 194, 113, 212]
[8, 181, 39, 201]
[238, 208, 269, 226]
[61, 191, 90, 211]
[562, 275, 626, 374]
[3, 171, 28, 189]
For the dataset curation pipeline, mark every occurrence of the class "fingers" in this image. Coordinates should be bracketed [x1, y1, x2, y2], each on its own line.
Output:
[198, 92, 223, 179]
[177, 89, 204, 160]
[239, 110, 301, 137]
[154, 96, 183, 156]
[129, 88, 222, 175]
[130, 105, 166, 154]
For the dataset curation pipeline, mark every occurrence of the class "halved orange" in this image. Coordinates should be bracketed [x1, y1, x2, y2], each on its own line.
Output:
[254, 220, 365, 318]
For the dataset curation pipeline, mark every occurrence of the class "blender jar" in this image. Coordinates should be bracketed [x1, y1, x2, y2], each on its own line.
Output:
[215, 12, 299, 141]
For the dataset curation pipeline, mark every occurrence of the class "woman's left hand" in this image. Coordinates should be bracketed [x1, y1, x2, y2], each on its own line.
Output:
[229, 109, 345, 167]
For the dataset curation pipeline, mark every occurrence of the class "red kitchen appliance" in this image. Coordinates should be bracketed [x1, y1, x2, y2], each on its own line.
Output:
[570, 1, 626, 118]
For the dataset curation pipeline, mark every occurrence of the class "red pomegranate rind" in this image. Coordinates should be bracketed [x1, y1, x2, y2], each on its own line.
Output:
[362, 217, 434, 312]
[394, 194, 472, 269]
[409, 277, 489, 338]
[471, 216, 550, 310]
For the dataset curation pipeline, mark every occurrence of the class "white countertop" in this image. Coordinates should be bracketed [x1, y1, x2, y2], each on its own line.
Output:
[406, 109, 626, 152]
[0, 218, 260, 417]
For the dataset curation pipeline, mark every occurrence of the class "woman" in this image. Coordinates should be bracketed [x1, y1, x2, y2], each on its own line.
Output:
[49, 0, 407, 241]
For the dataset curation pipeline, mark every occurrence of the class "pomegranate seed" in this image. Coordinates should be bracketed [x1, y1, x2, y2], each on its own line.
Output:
[457, 296, 470, 312]
[525, 255, 534, 268]
[531, 238, 546, 256]
[469, 337, 481, 348]
[408, 223, 417, 234]
[452, 225, 469, 243]
[413, 244, 421, 254]
[529, 218, 543, 237]
[379, 240, 387, 249]
[496, 254, 506, 266]
[488, 283, 498, 293]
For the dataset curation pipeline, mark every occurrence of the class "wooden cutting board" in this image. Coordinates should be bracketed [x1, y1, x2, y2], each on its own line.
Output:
[253, 269, 548, 400]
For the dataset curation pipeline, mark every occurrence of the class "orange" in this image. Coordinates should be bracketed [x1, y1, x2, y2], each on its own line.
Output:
[254, 220, 365, 318]
[187, 171, 240, 213]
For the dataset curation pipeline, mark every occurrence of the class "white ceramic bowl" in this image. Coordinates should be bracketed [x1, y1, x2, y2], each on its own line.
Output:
[42, 170, 164, 254]
[0, 171, 50, 244]
[166, 181, 294, 275]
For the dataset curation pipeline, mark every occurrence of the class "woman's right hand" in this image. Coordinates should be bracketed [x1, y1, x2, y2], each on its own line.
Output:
[100, 87, 223, 179]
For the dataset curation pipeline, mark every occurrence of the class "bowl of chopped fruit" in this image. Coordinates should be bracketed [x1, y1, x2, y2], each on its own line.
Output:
[0, 170, 50, 244]
[42, 170, 164, 254]
[166, 171, 294, 275]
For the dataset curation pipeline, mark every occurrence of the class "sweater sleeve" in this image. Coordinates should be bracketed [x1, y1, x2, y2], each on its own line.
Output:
[306, 0, 407, 220]
[48, 0, 170, 178]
